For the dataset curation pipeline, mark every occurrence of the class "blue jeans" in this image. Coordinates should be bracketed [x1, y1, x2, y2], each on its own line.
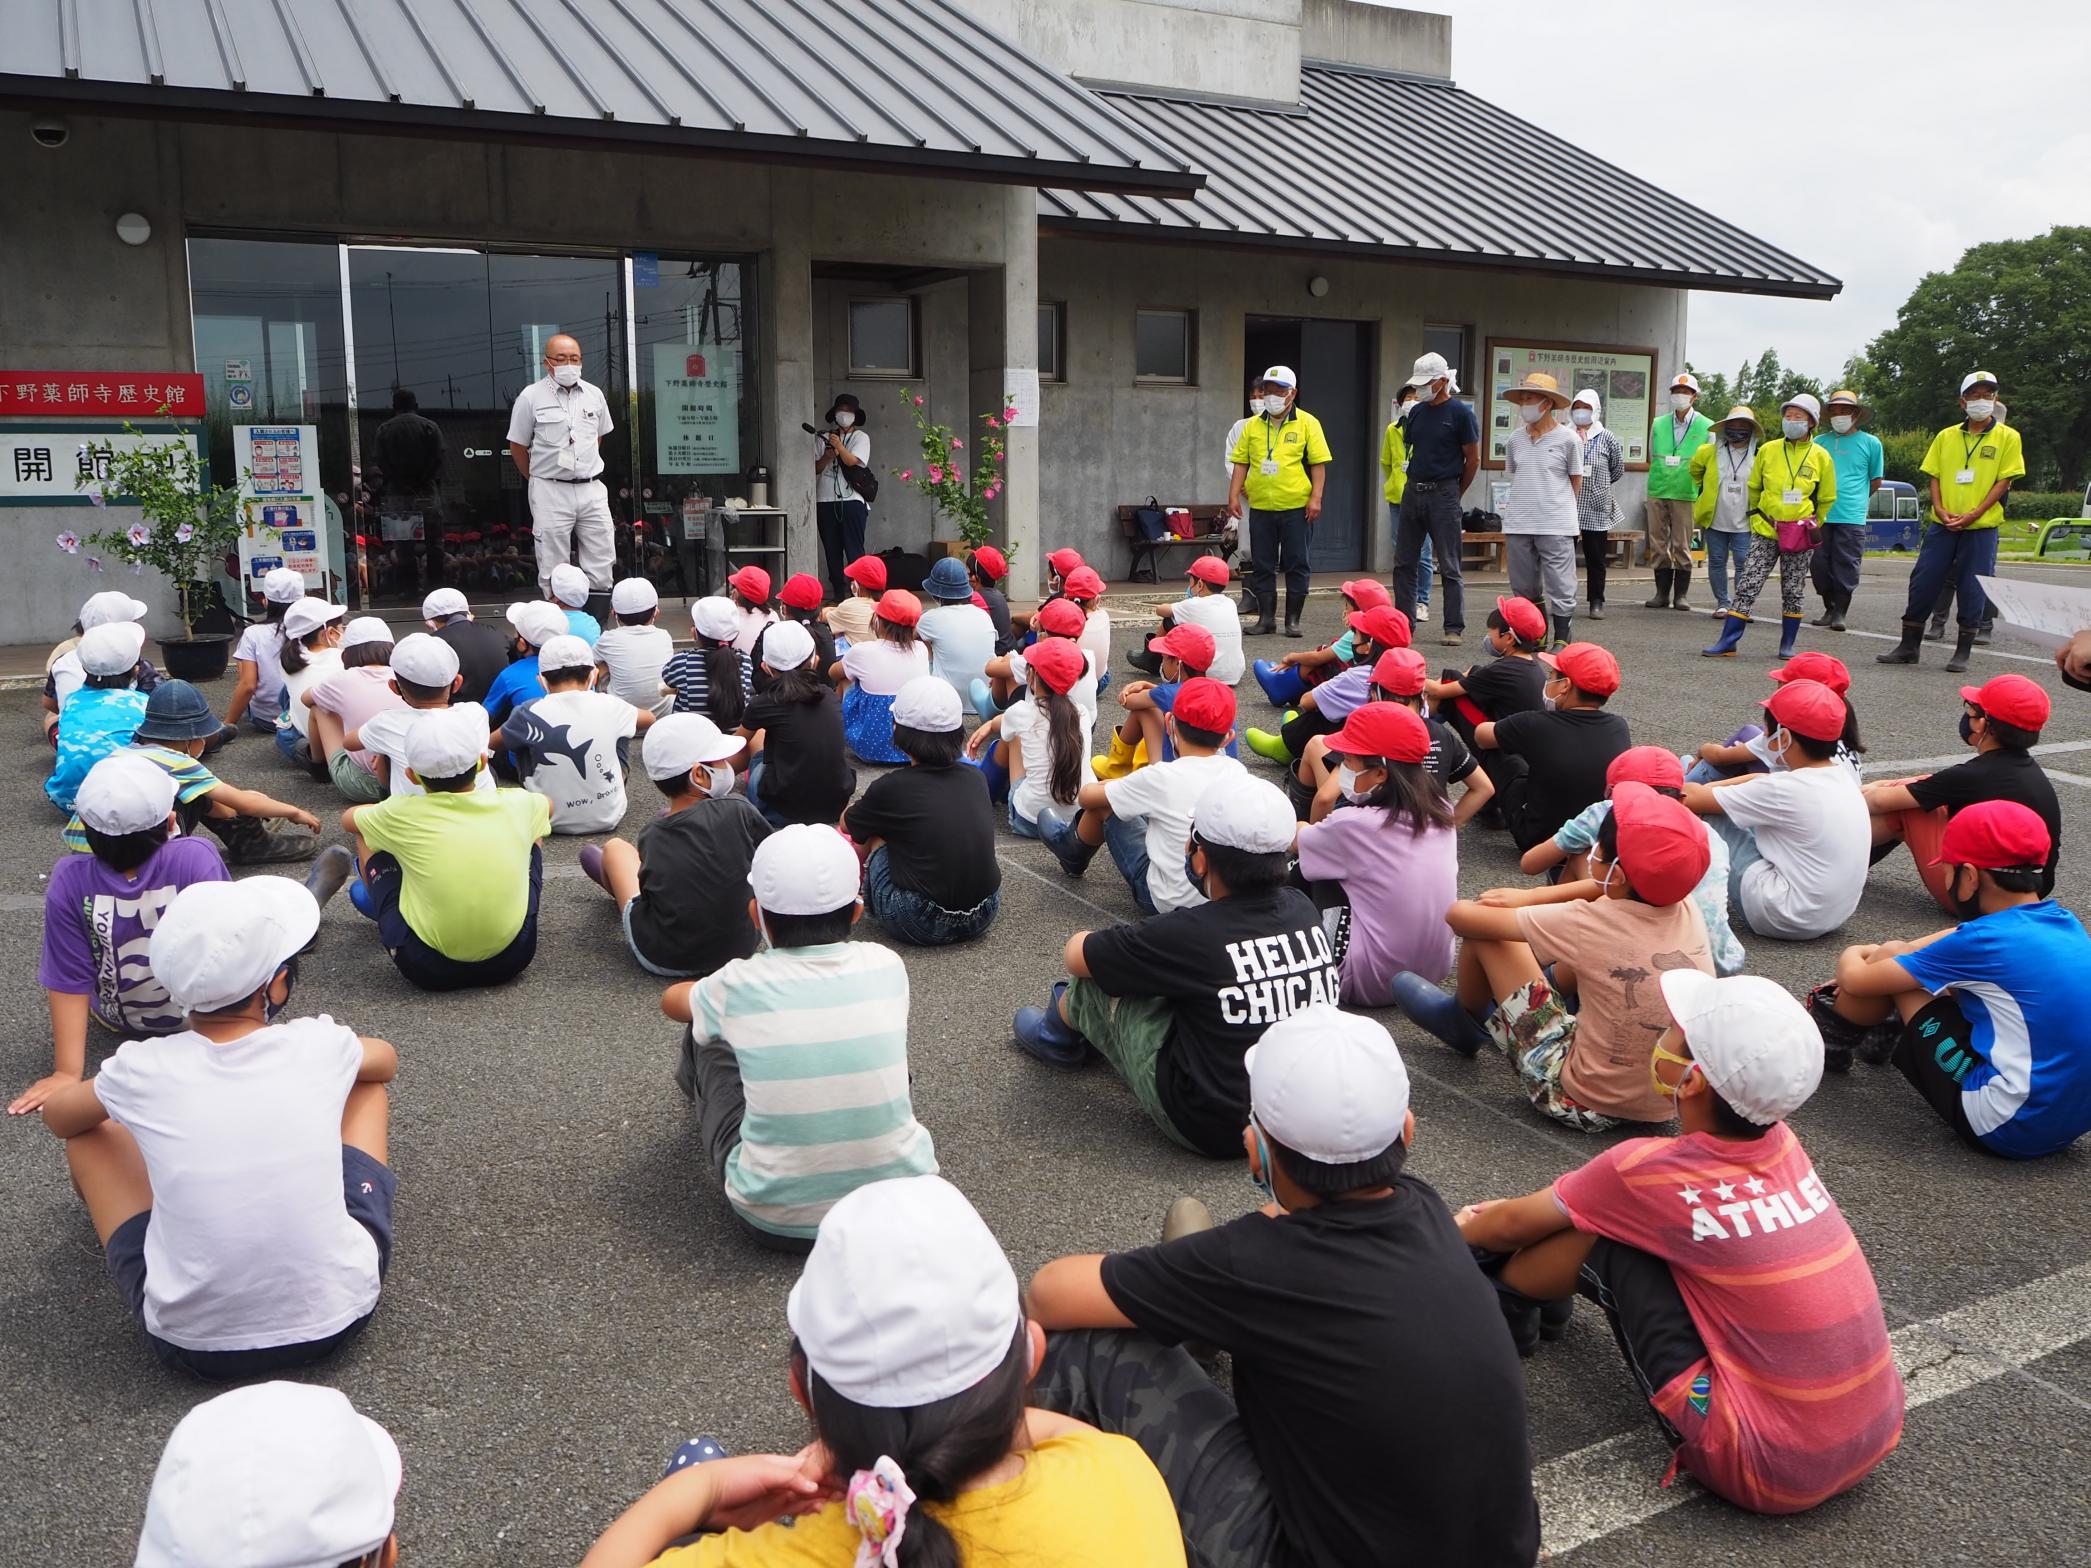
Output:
[1104, 814, 1157, 915]
[1008, 798, 1041, 838]
[273, 722, 310, 764]
[746, 758, 791, 828]
[863, 846, 999, 945]
[1902, 522, 1999, 627]
[1416, 529, 1434, 607]
[1683, 724, 1766, 785]
[1707, 814, 1765, 930]
[1703, 530, 1749, 608]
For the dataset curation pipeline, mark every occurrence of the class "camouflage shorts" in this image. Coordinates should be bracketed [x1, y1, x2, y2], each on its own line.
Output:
[1484, 979, 1620, 1134]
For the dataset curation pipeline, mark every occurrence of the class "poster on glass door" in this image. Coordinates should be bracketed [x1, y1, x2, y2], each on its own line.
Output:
[233, 423, 332, 593]
[655, 347, 740, 474]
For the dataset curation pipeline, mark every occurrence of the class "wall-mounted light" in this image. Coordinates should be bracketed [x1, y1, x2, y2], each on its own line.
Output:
[1307, 275, 1330, 298]
[115, 212, 152, 246]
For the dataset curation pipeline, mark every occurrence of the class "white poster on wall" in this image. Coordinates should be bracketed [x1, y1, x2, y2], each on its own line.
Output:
[1003, 368, 1041, 429]
[655, 347, 741, 474]
[234, 423, 331, 593]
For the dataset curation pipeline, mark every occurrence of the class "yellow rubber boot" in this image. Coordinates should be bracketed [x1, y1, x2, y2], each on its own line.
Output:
[1091, 727, 1138, 780]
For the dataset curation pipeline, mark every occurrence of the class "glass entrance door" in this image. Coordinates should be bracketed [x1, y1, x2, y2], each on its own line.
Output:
[346, 247, 628, 606]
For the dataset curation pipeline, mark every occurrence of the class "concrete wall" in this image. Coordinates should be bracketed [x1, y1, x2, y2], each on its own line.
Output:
[1302, 0, 1451, 77]
[959, 0, 1304, 103]
[1038, 234, 1689, 576]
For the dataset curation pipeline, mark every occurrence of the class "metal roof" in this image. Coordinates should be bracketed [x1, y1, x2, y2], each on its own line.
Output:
[1, 0, 1202, 194]
[1042, 66, 1840, 299]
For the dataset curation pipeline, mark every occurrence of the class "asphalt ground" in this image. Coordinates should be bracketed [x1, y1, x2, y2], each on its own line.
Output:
[3, 554, 2089, 1564]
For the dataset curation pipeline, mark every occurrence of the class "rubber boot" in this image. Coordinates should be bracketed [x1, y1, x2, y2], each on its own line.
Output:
[1389, 970, 1491, 1057]
[1924, 609, 1948, 642]
[1699, 611, 1749, 658]
[968, 678, 1002, 720]
[1253, 658, 1308, 708]
[1643, 567, 1673, 609]
[1282, 592, 1302, 639]
[1876, 618, 1924, 665]
[1945, 625, 1977, 674]
[1244, 726, 1293, 763]
[966, 747, 1010, 804]
[1809, 599, 1838, 628]
[1091, 728, 1138, 780]
[1670, 567, 1693, 610]
[1973, 621, 1994, 647]
[1548, 614, 1572, 650]
[1824, 593, 1848, 632]
[1125, 642, 1164, 676]
[1778, 614, 1803, 659]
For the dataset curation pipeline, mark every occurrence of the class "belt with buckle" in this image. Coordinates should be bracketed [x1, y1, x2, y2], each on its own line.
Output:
[548, 473, 600, 484]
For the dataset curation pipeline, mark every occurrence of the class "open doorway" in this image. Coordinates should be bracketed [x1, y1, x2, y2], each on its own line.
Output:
[1244, 316, 1374, 571]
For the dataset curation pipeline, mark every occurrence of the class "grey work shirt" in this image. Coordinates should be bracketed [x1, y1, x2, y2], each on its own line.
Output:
[1502, 420, 1584, 536]
[506, 374, 615, 481]
[1708, 439, 1757, 533]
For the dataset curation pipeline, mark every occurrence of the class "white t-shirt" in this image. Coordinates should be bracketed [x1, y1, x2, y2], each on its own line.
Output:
[49, 646, 87, 708]
[733, 607, 777, 658]
[357, 703, 498, 796]
[1007, 645, 1099, 731]
[504, 687, 641, 833]
[92, 1015, 382, 1352]
[1716, 763, 1871, 940]
[919, 603, 999, 704]
[1080, 608, 1112, 678]
[1169, 592, 1245, 685]
[818, 428, 872, 506]
[841, 637, 930, 696]
[1102, 751, 1248, 913]
[1002, 695, 1097, 825]
[233, 621, 289, 719]
[1225, 416, 1253, 479]
[280, 646, 343, 739]
[594, 623, 676, 710]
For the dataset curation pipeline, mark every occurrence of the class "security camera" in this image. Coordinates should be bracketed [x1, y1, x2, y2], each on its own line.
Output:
[30, 117, 68, 149]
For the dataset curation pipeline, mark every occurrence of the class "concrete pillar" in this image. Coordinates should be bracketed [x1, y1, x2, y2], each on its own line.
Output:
[968, 186, 1039, 596]
[763, 172, 820, 580]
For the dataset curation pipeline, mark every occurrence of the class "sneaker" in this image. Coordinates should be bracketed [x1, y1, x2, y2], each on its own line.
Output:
[1415, 603, 1431, 623]
[301, 845, 357, 910]
[1540, 1296, 1574, 1341]
[1162, 1196, 1215, 1243]
[245, 824, 321, 864]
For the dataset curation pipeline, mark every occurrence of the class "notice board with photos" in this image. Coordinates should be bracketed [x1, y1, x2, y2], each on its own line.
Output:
[1483, 340, 1657, 469]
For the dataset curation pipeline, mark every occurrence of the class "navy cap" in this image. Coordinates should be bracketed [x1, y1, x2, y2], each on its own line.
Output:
[131, 679, 220, 742]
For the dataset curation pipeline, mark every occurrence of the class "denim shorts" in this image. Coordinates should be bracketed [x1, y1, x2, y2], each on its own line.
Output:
[106, 1145, 395, 1380]
[621, 896, 706, 979]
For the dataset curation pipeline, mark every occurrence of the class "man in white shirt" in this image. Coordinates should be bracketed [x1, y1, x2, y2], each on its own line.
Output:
[506, 332, 615, 600]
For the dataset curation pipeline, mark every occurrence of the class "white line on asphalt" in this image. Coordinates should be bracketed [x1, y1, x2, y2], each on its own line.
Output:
[1533, 1258, 2091, 1558]
[1862, 740, 2091, 776]
[995, 853, 1122, 922]
[1818, 624, 2052, 666]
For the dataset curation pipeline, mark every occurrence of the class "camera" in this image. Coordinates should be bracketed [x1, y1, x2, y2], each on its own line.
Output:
[31, 117, 69, 149]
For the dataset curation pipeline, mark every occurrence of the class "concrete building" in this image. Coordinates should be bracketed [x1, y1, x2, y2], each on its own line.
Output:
[1, 0, 1834, 642]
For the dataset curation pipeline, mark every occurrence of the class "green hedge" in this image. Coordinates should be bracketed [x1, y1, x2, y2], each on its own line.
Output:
[2005, 490, 2084, 520]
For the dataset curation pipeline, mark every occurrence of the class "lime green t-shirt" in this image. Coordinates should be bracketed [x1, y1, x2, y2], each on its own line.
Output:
[1230, 408, 1333, 511]
[355, 786, 550, 960]
[1919, 418, 2025, 530]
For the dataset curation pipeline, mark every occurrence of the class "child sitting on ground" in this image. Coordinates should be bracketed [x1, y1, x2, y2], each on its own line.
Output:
[822, 553, 885, 647]
[1127, 555, 1245, 685]
[974, 595, 1094, 718]
[1457, 971, 1905, 1512]
[918, 556, 1001, 714]
[222, 566, 303, 735]
[1016, 775, 1338, 1156]
[494, 633, 655, 833]
[580, 713, 771, 979]
[750, 573, 835, 694]
[422, 585, 510, 706]
[1096, 622, 1239, 779]
[1061, 565, 1114, 691]
[302, 617, 402, 802]
[1009, 547, 1085, 640]
[661, 825, 937, 1249]
[14, 755, 231, 1116]
[344, 634, 497, 797]
[662, 597, 753, 726]
[725, 565, 778, 656]
[740, 620, 854, 828]
[136, 1382, 403, 1568]
[1295, 646, 1494, 825]
[483, 600, 569, 733]
[1040, 677, 1247, 915]
[1295, 703, 1459, 1007]
[969, 543, 1017, 652]
[1244, 604, 1410, 765]
[38, 877, 398, 1379]
[47, 621, 150, 812]
[1862, 672, 2059, 911]
[42, 591, 168, 747]
[1422, 595, 1549, 804]
[1812, 800, 2091, 1154]
[1682, 678, 1871, 941]
[594, 576, 676, 711]
[836, 589, 930, 765]
[1686, 650, 1859, 783]
[844, 677, 1002, 946]
[1251, 576, 1387, 707]
[1394, 782, 1714, 1132]
[1522, 745, 1745, 977]
[275, 598, 348, 769]
[344, 704, 550, 991]
[1028, 1007, 1540, 1568]
[582, 1174, 1185, 1568]
[965, 635, 1092, 836]
[1474, 640, 1631, 850]
[549, 563, 602, 645]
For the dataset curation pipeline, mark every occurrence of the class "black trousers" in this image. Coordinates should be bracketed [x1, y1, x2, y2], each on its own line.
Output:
[1581, 528, 1610, 606]
[1247, 505, 1310, 613]
[1811, 523, 1865, 604]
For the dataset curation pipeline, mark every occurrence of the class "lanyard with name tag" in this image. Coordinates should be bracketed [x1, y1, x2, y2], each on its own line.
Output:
[1956, 424, 1990, 486]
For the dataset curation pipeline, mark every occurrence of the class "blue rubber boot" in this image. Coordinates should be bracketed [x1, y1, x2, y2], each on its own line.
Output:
[1777, 614, 1803, 659]
[1013, 981, 1090, 1067]
[1253, 659, 1308, 707]
[1389, 970, 1491, 1057]
[1036, 804, 1099, 876]
[1700, 612, 1750, 658]
[966, 747, 1010, 804]
[969, 677, 1002, 719]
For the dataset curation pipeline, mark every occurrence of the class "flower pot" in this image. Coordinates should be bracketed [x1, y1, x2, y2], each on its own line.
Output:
[924, 539, 971, 561]
[158, 634, 233, 682]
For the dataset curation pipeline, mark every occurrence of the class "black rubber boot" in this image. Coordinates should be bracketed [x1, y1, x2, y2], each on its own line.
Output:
[1282, 593, 1302, 639]
[1924, 609, 1948, 642]
[1876, 619, 1924, 665]
[1643, 568, 1673, 609]
[1804, 983, 1866, 1075]
[1670, 568, 1693, 610]
[1549, 614, 1572, 649]
[1824, 594, 1848, 632]
[1945, 625, 1977, 674]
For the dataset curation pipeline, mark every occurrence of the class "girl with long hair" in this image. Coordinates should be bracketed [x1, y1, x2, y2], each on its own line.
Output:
[836, 590, 929, 764]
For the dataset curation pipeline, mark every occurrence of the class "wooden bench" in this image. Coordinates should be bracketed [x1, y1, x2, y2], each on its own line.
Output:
[1458, 531, 1638, 572]
[1115, 503, 1238, 583]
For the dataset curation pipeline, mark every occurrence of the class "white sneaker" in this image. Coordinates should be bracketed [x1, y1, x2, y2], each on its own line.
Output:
[1416, 603, 1431, 623]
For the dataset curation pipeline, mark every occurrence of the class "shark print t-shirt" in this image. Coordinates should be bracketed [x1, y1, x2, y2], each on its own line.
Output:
[1515, 896, 1713, 1123]
[502, 688, 641, 833]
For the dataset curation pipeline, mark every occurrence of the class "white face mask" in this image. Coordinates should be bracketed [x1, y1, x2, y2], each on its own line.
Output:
[701, 763, 736, 798]
[1745, 730, 1791, 772]
[1262, 394, 1290, 417]
[1517, 401, 1545, 426]
[1781, 417, 1811, 441]
[1596, 859, 1620, 896]
[1829, 414, 1855, 434]
[835, 411, 855, 428]
[1571, 407, 1594, 427]
[1964, 398, 1996, 422]
[1542, 691, 1560, 713]
[1337, 764, 1369, 803]
[1671, 393, 1695, 413]
[552, 363, 582, 387]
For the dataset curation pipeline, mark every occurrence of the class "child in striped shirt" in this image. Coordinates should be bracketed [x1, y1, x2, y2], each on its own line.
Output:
[661, 824, 936, 1251]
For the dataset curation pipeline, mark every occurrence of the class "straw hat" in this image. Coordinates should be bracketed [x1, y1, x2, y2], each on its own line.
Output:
[1824, 388, 1868, 420]
[1504, 370, 1571, 409]
[1718, 403, 1761, 429]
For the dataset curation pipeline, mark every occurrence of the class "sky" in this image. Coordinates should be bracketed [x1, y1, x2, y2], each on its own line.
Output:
[1418, 0, 2091, 383]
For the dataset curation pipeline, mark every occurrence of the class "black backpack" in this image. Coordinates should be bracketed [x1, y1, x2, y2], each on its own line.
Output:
[1132, 495, 1170, 542]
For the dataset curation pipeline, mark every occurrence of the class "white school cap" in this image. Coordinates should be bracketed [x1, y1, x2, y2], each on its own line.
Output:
[611, 576, 659, 615]
[1191, 774, 1296, 853]
[891, 674, 963, 733]
[1960, 368, 2000, 394]
[1247, 1004, 1410, 1165]
[403, 702, 489, 779]
[760, 619, 815, 673]
[149, 878, 319, 1015]
[261, 566, 306, 605]
[787, 1175, 1023, 1408]
[747, 823, 860, 915]
[136, 1381, 401, 1568]
[75, 753, 176, 835]
[505, 600, 567, 648]
[549, 562, 590, 608]
[79, 590, 149, 630]
[536, 633, 595, 676]
[341, 616, 393, 648]
[1659, 971, 1823, 1126]
[690, 596, 742, 642]
[421, 586, 469, 621]
[642, 713, 744, 780]
[281, 598, 346, 641]
[77, 620, 147, 676]
[1256, 364, 1298, 389]
[389, 632, 458, 688]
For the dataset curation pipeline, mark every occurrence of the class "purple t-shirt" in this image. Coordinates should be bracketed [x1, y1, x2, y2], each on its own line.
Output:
[1313, 666, 1377, 723]
[39, 837, 229, 1034]
[1295, 805, 1458, 1006]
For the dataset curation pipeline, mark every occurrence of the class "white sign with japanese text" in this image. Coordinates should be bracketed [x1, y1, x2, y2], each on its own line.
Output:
[0, 430, 199, 503]
[655, 347, 740, 474]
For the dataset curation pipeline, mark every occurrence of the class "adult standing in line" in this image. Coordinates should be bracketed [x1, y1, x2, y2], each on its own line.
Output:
[1644, 371, 1714, 610]
[814, 392, 872, 602]
[1393, 352, 1479, 647]
[1569, 388, 1624, 619]
[1501, 373, 1585, 648]
[1811, 390, 1884, 631]
[507, 333, 615, 601]
[1880, 372, 2025, 672]
[1227, 366, 1330, 638]
[1692, 406, 1761, 613]
[375, 388, 446, 592]
[1381, 383, 1438, 623]
[1701, 394, 1836, 660]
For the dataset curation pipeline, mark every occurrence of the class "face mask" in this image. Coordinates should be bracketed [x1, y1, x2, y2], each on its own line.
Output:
[1571, 407, 1594, 427]
[1517, 402, 1545, 426]
[1964, 398, 1995, 422]
[1595, 859, 1619, 896]
[1542, 692, 1559, 713]
[1650, 1041, 1698, 1102]
[1830, 414, 1855, 434]
[552, 363, 582, 387]
[835, 411, 855, 428]
[1671, 393, 1695, 413]
[1958, 711, 1978, 746]
[1950, 866, 1986, 923]
[1781, 417, 1810, 441]
[1337, 764, 1368, 802]
[702, 763, 737, 798]
[1262, 394, 1289, 417]
[264, 959, 297, 1023]
[1182, 848, 1208, 899]
[1725, 426, 1752, 445]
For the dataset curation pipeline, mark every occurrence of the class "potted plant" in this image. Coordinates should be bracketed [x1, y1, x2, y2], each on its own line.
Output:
[67, 424, 247, 680]
[893, 390, 1017, 561]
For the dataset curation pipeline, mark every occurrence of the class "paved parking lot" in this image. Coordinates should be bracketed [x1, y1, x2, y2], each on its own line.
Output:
[2, 556, 2087, 1564]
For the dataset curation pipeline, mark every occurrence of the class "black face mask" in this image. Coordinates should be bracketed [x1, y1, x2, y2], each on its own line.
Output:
[1949, 867, 1984, 923]
[1183, 844, 1208, 899]
[1725, 427, 1752, 445]
[265, 957, 299, 1022]
[1958, 712, 1978, 746]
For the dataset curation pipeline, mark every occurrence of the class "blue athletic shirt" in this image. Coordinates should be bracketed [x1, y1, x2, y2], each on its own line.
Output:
[1898, 900, 2091, 1158]
[1152, 680, 1241, 762]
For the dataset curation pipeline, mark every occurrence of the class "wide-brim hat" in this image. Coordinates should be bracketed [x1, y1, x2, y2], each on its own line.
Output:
[1718, 404, 1761, 429]
[824, 393, 865, 426]
[1505, 371, 1570, 409]
[1823, 389, 1868, 420]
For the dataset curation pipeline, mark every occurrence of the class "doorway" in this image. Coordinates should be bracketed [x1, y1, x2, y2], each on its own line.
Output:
[1244, 316, 1374, 571]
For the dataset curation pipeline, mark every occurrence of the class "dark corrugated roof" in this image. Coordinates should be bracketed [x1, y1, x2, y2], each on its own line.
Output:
[1042, 66, 1839, 298]
[2, 0, 1202, 194]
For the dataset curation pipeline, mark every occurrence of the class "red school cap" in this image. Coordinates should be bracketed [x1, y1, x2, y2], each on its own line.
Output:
[1768, 650, 1851, 696]
[1033, 598, 1087, 637]
[1326, 702, 1431, 765]
[1371, 646, 1430, 697]
[1342, 578, 1392, 611]
[1537, 641, 1621, 697]
[1762, 678, 1845, 742]
[1605, 745, 1686, 793]
[1347, 605, 1413, 650]
[1610, 782, 1712, 907]
[1022, 635, 1086, 695]
[1931, 798, 2052, 870]
[843, 555, 888, 591]
[779, 573, 824, 612]
[969, 545, 1007, 583]
[1171, 676, 1236, 735]
[1061, 566, 1106, 600]
[1046, 548, 1085, 577]
[1151, 622, 1216, 673]
[727, 565, 772, 603]
[874, 589, 922, 628]
[1959, 672, 2051, 732]
[1185, 555, 1231, 587]
[1494, 595, 1547, 645]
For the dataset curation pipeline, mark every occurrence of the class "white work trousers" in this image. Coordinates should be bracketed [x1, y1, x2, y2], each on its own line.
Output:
[529, 476, 614, 592]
